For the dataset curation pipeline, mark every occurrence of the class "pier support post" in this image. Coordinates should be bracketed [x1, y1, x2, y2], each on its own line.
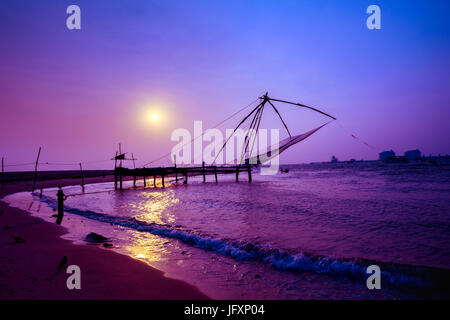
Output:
[184, 170, 188, 184]
[79, 163, 85, 193]
[119, 170, 123, 190]
[236, 166, 239, 182]
[202, 161, 206, 183]
[143, 175, 146, 188]
[39, 186, 43, 199]
[154, 175, 157, 188]
[32, 147, 41, 193]
[162, 174, 165, 188]
[1, 157, 4, 189]
[174, 155, 178, 183]
[133, 173, 136, 188]
[247, 163, 252, 183]
[214, 166, 218, 183]
[114, 170, 118, 190]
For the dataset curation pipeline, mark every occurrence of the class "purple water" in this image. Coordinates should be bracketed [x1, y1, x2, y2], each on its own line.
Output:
[5, 162, 450, 299]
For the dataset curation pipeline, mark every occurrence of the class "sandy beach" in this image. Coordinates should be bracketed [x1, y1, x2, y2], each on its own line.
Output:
[0, 176, 208, 300]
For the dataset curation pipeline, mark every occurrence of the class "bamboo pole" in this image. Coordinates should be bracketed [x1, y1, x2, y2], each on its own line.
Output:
[119, 144, 123, 190]
[202, 161, 206, 183]
[79, 163, 85, 192]
[32, 147, 41, 193]
[1, 157, 4, 189]
[174, 155, 178, 183]
[114, 151, 118, 191]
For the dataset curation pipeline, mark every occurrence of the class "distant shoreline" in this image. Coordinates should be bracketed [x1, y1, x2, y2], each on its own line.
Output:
[2, 156, 450, 183]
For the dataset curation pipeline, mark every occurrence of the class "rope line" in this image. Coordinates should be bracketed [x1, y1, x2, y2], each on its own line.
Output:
[336, 122, 381, 151]
[141, 98, 260, 167]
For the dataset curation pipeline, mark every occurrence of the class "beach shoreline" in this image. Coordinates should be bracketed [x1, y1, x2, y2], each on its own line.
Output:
[0, 176, 209, 300]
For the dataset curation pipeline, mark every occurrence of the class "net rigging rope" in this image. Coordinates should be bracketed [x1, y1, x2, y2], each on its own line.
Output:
[141, 97, 260, 167]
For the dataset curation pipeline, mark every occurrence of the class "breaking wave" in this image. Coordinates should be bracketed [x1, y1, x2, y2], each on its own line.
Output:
[40, 194, 448, 289]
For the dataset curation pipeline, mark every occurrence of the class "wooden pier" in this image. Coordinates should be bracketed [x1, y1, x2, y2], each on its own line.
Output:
[109, 93, 336, 192]
[113, 162, 252, 190]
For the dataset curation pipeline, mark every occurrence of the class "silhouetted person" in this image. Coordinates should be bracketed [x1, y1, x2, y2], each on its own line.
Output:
[56, 187, 67, 225]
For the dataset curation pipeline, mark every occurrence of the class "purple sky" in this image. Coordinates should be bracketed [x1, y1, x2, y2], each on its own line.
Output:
[1, 0, 449, 170]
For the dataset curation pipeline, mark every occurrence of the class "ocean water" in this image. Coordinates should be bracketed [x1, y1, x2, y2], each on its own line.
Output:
[4, 162, 450, 299]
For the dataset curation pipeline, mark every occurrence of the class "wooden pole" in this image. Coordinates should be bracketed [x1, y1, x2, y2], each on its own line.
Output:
[174, 155, 178, 183]
[114, 151, 118, 191]
[235, 165, 239, 182]
[184, 170, 188, 184]
[119, 143, 122, 168]
[202, 161, 206, 183]
[247, 163, 252, 183]
[1, 157, 4, 189]
[79, 163, 85, 192]
[162, 174, 165, 188]
[214, 166, 218, 183]
[39, 186, 43, 198]
[143, 175, 146, 188]
[154, 175, 157, 188]
[119, 144, 123, 190]
[133, 173, 136, 188]
[32, 147, 41, 192]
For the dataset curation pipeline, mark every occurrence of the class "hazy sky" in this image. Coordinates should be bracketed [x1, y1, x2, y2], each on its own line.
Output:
[1, 0, 449, 170]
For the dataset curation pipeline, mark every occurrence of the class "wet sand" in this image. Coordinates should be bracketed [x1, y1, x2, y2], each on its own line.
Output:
[0, 175, 209, 299]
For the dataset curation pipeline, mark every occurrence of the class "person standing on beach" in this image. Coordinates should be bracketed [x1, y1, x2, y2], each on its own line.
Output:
[56, 187, 67, 225]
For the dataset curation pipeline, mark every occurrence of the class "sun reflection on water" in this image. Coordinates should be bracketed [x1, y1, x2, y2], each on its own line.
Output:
[128, 189, 178, 225]
[124, 231, 170, 263]
[123, 188, 179, 263]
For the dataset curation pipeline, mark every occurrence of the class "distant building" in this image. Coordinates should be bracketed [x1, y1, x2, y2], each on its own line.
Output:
[379, 150, 395, 161]
[404, 149, 421, 160]
[331, 155, 339, 163]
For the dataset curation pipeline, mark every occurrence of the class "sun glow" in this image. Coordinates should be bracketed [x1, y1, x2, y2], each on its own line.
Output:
[136, 99, 175, 132]
[139, 108, 165, 128]
[146, 111, 161, 123]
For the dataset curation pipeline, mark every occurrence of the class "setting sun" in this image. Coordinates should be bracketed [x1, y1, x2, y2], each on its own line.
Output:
[142, 109, 162, 125]
[137, 102, 174, 132]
